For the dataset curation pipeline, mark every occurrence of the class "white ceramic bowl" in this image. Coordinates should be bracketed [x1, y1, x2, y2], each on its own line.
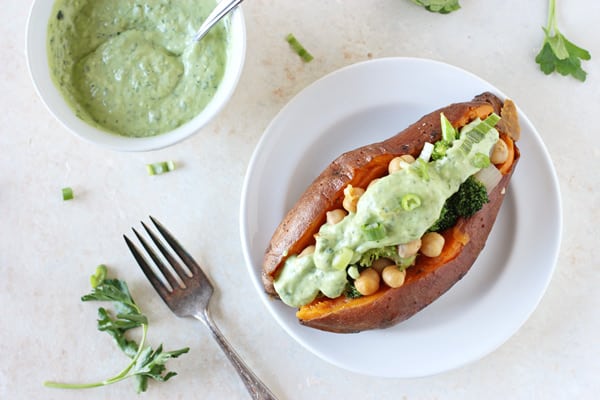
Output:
[26, 0, 246, 152]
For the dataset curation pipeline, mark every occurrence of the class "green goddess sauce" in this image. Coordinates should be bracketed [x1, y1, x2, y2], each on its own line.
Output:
[47, 0, 229, 137]
[274, 116, 500, 307]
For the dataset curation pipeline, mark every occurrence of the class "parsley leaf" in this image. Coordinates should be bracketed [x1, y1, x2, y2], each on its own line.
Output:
[44, 265, 189, 393]
[131, 345, 190, 392]
[535, 0, 590, 81]
[411, 0, 460, 14]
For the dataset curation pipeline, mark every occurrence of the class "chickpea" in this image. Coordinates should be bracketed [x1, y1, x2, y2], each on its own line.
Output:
[354, 268, 380, 296]
[420, 232, 445, 257]
[326, 209, 347, 225]
[397, 238, 422, 258]
[371, 257, 394, 273]
[298, 245, 315, 258]
[490, 139, 509, 165]
[388, 154, 416, 174]
[342, 185, 365, 213]
[382, 265, 406, 288]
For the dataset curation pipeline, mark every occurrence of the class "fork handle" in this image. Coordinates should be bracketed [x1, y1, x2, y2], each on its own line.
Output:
[196, 309, 279, 400]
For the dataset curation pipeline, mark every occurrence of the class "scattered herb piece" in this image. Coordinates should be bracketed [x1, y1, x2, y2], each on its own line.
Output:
[62, 187, 74, 201]
[285, 33, 314, 62]
[90, 264, 107, 288]
[411, 0, 460, 14]
[56, 10, 64, 20]
[440, 113, 457, 142]
[344, 282, 363, 299]
[471, 152, 491, 169]
[146, 161, 176, 175]
[535, 0, 590, 81]
[44, 266, 189, 393]
[401, 193, 422, 211]
[361, 222, 386, 241]
[411, 0, 590, 80]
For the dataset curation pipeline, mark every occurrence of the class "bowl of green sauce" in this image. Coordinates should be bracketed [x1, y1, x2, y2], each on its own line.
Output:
[26, 0, 246, 151]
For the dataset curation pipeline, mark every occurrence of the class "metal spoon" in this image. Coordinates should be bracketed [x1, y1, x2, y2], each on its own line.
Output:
[193, 0, 245, 42]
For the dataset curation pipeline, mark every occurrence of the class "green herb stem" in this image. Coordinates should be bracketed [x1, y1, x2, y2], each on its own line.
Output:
[547, 0, 557, 33]
[44, 311, 149, 390]
[536, 0, 590, 81]
[44, 268, 188, 392]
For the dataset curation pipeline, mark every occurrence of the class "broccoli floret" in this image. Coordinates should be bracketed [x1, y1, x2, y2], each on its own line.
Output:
[452, 176, 489, 217]
[432, 140, 451, 160]
[430, 176, 489, 232]
[344, 283, 363, 299]
[429, 203, 458, 232]
[357, 246, 415, 268]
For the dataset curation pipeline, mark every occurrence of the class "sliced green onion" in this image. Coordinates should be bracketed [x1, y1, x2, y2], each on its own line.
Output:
[474, 165, 502, 194]
[401, 193, 422, 211]
[347, 265, 360, 280]
[146, 161, 176, 175]
[440, 113, 457, 141]
[332, 248, 354, 270]
[458, 129, 484, 155]
[285, 33, 314, 62]
[473, 113, 501, 136]
[419, 142, 434, 162]
[62, 187, 74, 201]
[361, 222, 386, 241]
[471, 152, 491, 169]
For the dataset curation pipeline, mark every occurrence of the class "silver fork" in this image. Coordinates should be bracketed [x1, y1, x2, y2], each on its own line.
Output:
[124, 216, 278, 400]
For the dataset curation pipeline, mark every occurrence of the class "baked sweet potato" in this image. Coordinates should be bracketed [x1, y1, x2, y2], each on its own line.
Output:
[262, 92, 520, 333]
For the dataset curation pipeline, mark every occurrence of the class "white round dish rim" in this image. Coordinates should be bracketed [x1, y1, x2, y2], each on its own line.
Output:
[239, 57, 562, 378]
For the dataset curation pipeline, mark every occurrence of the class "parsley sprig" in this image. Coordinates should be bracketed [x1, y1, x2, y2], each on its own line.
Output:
[411, 0, 460, 14]
[410, 0, 591, 81]
[535, 0, 590, 81]
[44, 265, 189, 393]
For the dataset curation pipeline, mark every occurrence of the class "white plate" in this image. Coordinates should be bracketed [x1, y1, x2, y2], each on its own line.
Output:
[239, 57, 561, 378]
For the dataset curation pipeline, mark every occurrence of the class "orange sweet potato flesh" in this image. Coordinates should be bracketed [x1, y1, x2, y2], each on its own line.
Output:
[297, 155, 518, 332]
[262, 92, 520, 333]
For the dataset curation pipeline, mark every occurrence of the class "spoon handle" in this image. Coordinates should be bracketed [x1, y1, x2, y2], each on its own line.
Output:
[193, 0, 245, 42]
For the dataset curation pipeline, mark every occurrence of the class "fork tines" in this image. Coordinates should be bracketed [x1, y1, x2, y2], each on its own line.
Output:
[124, 216, 201, 295]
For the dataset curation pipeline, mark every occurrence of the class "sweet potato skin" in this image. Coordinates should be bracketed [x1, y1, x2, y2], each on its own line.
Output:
[263, 93, 502, 293]
[261, 92, 520, 332]
[298, 156, 518, 333]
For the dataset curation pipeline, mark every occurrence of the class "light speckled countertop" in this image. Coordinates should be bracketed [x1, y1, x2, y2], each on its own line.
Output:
[1, 1, 599, 399]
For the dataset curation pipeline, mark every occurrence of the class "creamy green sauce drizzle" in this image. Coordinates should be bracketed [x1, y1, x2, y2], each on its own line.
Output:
[47, 0, 228, 137]
[274, 117, 500, 307]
